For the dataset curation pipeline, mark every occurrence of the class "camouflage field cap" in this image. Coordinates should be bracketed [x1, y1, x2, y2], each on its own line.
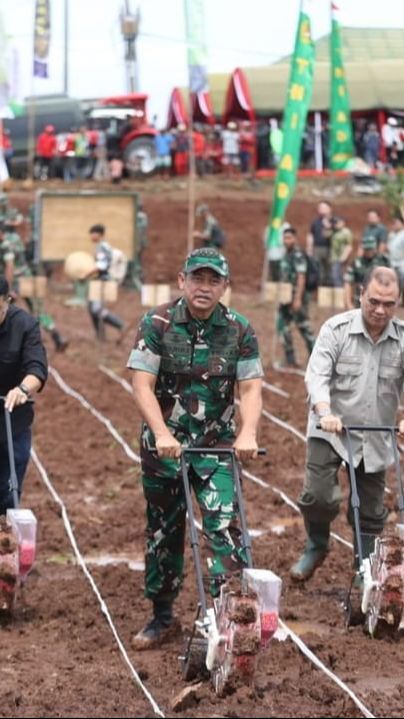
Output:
[361, 235, 377, 250]
[183, 248, 229, 277]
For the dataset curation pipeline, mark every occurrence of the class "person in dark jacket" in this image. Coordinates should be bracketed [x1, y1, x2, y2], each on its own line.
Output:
[0, 276, 48, 514]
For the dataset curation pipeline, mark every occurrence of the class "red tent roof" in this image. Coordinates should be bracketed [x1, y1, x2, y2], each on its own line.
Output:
[222, 68, 255, 125]
[166, 88, 189, 128]
[191, 91, 215, 125]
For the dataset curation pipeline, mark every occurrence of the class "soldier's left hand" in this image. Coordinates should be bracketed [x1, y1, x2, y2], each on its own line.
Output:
[233, 434, 259, 462]
[398, 420, 404, 439]
[292, 298, 302, 312]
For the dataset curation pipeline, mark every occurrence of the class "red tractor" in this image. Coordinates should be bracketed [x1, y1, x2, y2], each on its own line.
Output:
[87, 93, 157, 176]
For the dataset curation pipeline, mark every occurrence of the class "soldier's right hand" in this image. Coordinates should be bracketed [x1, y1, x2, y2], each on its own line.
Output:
[320, 414, 343, 433]
[155, 433, 182, 459]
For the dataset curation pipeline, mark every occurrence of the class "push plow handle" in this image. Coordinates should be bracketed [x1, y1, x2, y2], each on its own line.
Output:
[316, 423, 404, 556]
[1, 397, 34, 509]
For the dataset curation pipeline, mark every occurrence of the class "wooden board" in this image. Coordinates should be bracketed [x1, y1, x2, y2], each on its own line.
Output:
[18, 276, 47, 299]
[37, 191, 138, 262]
[88, 280, 118, 303]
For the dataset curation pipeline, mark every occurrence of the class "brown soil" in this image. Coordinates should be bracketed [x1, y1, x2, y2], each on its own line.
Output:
[1, 176, 403, 718]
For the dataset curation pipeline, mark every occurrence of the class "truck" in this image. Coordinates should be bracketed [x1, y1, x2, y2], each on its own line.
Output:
[4, 92, 158, 178]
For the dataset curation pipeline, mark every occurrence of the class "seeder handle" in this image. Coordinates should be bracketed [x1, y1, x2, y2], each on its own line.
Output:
[1, 396, 34, 510]
[315, 423, 404, 545]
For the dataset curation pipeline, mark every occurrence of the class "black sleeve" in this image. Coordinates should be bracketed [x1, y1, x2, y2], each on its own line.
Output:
[21, 318, 48, 390]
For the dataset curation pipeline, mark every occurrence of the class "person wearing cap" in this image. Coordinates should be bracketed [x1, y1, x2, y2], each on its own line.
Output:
[193, 203, 226, 249]
[127, 247, 263, 649]
[84, 224, 125, 341]
[2, 212, 68, 352]
[221, 121, 240, 176]
[35, 124, 57, 180]
[290, 266, 404, 583]
[361, 209, 388, 254]
[330, 216, 353, 288]
[277, 226, 316, 367]
[382, 117, 402, 167]
[344, 234, 390, 309]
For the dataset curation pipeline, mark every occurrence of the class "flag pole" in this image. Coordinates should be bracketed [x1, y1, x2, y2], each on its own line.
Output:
[187, 96, 195, 255]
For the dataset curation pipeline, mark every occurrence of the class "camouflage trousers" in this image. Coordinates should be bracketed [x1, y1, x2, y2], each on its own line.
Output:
[277, 302, 315, 362]
[141, 459, 247, 603]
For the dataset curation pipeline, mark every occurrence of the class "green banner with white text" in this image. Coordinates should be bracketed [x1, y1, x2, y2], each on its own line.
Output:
[267, 9, 315, 257]
[329, 4, 354, 170]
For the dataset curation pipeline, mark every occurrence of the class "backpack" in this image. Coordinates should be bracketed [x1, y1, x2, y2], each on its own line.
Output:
[304, 253, 320, 291]
[109, 247, 128, 284]
[210, 224, 227, 248]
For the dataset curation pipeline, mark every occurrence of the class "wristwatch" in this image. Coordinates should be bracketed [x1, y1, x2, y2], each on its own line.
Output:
[18, 383, 31, 398]
[316, 408, 331, 418]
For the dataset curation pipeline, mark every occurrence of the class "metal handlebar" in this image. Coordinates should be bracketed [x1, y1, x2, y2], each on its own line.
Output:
[315, 422, 404, 566]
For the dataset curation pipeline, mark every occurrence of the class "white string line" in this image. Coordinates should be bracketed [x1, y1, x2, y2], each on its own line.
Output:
[49, 367, 140, 464]
[272, 364, 306, 378]
[262, 380, 290, 399]
[278, 619, 376, 719]
[241, 468, 353, 550]
[30, 447, 165, 719]
[59, 366, 372, 715]
[261, 407, 307, 442]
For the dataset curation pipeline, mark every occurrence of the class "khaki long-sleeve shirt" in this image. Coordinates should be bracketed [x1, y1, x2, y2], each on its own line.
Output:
[305, 309, 404, 472]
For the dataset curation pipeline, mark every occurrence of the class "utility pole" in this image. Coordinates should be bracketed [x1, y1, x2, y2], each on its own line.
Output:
[120, 1, 140, 93]
[63, 0, 69, 95]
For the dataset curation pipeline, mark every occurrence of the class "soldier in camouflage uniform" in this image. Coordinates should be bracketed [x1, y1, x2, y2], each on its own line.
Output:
[193, 204, 226, 249]
[343, 235, 390, 309]
[3, 210, 68, 352]
[277, 226, 316, 367]
[131, 200, 148, 289]
[128, 247, 263, 649]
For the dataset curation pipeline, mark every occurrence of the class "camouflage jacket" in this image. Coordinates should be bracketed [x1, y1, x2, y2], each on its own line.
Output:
[280, 246, 307, 286]
[0, 236, 13, 275]
[127, 297, 263, 477]
[4, 232, 30, 278]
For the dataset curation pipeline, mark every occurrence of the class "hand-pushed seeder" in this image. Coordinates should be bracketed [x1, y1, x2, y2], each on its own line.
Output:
[0, 399, 37, 616]
[178, 447, 282, 695]
[344, 425, 404, 636]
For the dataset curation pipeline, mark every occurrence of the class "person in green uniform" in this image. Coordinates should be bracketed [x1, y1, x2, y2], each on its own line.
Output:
[343, 235, 390, 309]
[277, 226, 316, 367]
[127, 247, 263, 650]
[3, 210, 68, 352]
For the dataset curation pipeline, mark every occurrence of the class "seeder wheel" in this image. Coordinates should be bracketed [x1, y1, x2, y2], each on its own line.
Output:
[0, 518, 19, 619]
[211, 589, 261, 696]
[181, 636, 209, 681]
[365, 533, 404, 638]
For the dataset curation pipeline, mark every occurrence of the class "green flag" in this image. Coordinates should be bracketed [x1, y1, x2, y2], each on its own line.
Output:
[184, 0, 208, 93]
[267, 5, 315, 257]
[329, 2, 354, 170]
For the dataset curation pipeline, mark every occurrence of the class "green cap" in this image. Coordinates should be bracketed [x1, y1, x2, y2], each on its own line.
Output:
[183, 248, 229, 277]
[362, 235, 377, 250]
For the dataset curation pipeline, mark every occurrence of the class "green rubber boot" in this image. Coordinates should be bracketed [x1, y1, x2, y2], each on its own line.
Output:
[290, 521, 330, 581]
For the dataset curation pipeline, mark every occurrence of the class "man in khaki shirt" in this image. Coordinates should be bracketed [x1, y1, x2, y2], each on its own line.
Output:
[291, 266, 404, 581]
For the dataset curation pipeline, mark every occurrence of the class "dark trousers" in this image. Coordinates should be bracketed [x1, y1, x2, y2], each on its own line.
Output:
[0, 428, 32, 514]
[298, 438, 387, 534]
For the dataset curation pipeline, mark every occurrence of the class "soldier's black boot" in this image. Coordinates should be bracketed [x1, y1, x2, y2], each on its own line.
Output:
[132, 600, 181, 650]
[290, 521, 330, 581]
[51, 329, 68, 352]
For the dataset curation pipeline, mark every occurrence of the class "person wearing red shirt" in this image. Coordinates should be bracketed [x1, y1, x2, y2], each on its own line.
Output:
[36, 125, 57, 180]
